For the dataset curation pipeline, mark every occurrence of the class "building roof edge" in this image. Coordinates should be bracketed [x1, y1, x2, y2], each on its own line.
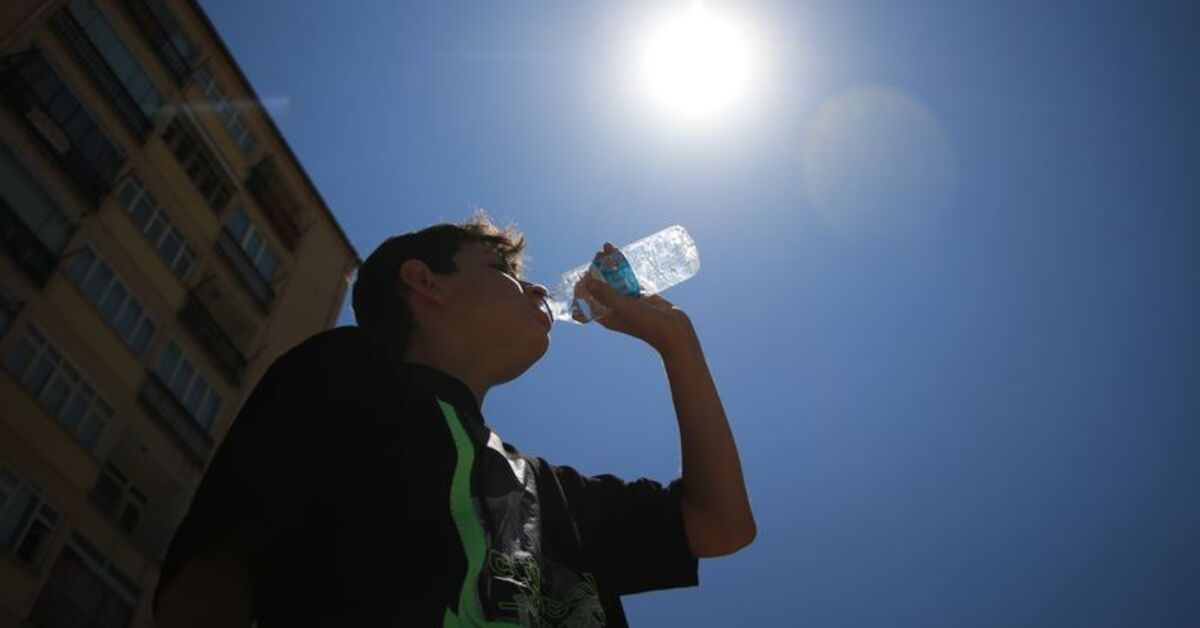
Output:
[186, 0, 362, 267]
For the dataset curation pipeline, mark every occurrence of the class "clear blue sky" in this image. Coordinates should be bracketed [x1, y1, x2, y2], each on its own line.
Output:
[198, 1, 1199, 625]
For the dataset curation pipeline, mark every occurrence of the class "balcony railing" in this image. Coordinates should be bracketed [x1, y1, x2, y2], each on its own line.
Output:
[137, 372, 213, 466]
[0, 51, 125, 206]
[180, 293, 247, 386]
[216, 228, 274, 312]
[246, 156, 302, 251]
[117, 0, 196, 84]
[0, 197, 59, 288]
[49, 9, 153, 140]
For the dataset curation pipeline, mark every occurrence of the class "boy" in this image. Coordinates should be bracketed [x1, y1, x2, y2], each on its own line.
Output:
[153, 212, 754, 627]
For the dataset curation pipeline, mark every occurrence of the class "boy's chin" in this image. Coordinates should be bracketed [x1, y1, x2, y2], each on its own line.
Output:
[497, 343, 549, 384]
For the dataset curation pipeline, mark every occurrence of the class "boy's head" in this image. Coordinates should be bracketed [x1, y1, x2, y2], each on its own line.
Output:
[352, 210, 552, 380]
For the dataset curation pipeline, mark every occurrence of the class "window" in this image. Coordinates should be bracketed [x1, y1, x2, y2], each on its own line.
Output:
[90, 463, 147, 535]
[4, 326, 112, 451]
[226, 208, 279, 282]
[161, 116, 233, 213]
[64, 245, 157, 357]
[0, 51, 125, 204]
[0, 142, 78, 255]
[0, 465, 60, 566]
[29, 532, 138, 628]
[53, 0, 163, 138]
[194, 67, 257, 156]
[115, 177, 195, 278]
[0, 141, 80, 285]
[155, 341, 222, 430]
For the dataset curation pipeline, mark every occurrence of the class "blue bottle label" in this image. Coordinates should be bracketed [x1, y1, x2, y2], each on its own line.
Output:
[591, 249, 641, 297]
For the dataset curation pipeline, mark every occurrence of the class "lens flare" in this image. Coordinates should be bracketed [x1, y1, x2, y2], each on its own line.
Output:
[803, 86, 956, 238]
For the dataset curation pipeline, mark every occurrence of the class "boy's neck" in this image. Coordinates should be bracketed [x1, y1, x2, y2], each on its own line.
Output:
[401, 334, 489, 408]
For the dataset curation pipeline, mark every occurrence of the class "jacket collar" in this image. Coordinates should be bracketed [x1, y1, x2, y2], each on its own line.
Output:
[394, 360, 484, 424]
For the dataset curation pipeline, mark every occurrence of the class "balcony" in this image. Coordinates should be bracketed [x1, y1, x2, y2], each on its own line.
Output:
[180, 292, 247, 385]
[50, 9, 154, 140]
[0, 51, 126, 206]
[246, 156, 303, 251]
[216, 228, 274, 312]
[161, 116, 234, 214]
[137, 371, 213, 466]
[0, 197, 59, 288]
[117, 0, 197, 84]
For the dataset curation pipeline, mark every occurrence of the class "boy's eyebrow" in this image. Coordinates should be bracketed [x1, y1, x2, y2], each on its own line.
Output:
[487, 255, 517, 276]
[481, 246, 520, 278]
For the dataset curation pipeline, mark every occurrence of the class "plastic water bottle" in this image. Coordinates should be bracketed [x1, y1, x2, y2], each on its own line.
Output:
[545, 225, 701, 324]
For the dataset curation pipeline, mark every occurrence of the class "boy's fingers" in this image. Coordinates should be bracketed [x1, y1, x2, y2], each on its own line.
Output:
[586, 278, 632, 311]
[587, 277, 614, 300]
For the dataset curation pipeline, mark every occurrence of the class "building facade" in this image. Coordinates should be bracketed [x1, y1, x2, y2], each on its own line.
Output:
[0, 1, 359, 626]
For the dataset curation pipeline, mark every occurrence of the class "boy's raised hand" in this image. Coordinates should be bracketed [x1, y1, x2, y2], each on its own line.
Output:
[575, 243, 696, 354]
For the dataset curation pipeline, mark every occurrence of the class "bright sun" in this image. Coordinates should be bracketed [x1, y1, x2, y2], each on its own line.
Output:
[638, 2, 757, 123]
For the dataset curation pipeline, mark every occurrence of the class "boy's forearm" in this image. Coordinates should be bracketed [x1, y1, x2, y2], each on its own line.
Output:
[658, 326, 756, 555]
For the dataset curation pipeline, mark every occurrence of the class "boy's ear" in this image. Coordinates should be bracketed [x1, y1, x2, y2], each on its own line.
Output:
[398, 259, 447, 307]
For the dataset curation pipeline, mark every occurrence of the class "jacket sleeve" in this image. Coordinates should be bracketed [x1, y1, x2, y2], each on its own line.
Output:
[550, 463, 699, 596]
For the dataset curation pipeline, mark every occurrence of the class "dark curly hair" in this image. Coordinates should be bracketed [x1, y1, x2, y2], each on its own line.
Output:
[351, 209, 528, 361]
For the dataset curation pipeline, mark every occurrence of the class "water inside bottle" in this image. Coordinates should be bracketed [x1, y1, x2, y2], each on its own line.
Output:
[545, 225, 700, 324]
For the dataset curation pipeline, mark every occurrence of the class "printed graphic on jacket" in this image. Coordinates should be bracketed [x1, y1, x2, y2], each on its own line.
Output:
[438, 400, 605, 628]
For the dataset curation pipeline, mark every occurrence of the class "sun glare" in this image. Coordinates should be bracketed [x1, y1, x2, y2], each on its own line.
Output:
[637, 2, 757, 124]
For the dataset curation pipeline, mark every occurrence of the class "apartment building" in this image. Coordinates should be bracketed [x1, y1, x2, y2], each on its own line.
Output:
[0, 1, 360, 626]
